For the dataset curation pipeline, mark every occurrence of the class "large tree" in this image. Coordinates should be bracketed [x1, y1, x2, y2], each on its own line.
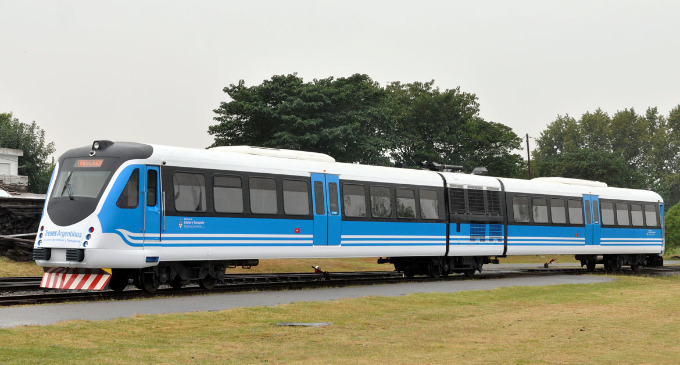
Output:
[209, 74, 392, 165]
[210, 74, 524, 177]
[0, 113, 55, 194]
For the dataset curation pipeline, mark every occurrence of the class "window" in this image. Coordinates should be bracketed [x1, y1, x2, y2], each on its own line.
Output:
[645, 204, 658, 227]
[601, 201, 615, 225]
[449, 188, 466, 214]
[420, 189, 439, 219]
[283, 180, 309, 215]
[616, 202, 629, 226]
[396, 188, 416, 218]
[343, 184, 366, 217]
[117, 169, 139, 209]
[214, 175, 243, 213]
[467, 188, 485, 214]
[512, 196, 530, 223]
[147, 170, 157, 206]
[173, 172, 206, 212]
[328, 183, 339, 215]
[250, 177, 277, 214]
[593, 201, 600, 223]
[487, 190, 502, 215]
[314, 181, 325, 215]
[370, 186, 392, 218]
[630, 204, 644, 226]
[585, 201, 592, 224]
[532, 198, 548, 223]
[550, 199, 566, 224]
[568, 199, 583, 225]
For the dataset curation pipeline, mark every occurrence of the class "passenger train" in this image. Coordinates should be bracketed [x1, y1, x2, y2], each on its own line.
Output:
[33, 141, 665, 292]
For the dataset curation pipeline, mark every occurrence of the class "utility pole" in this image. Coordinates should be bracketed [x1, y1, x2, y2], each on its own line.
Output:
[526, 133, 532, 179]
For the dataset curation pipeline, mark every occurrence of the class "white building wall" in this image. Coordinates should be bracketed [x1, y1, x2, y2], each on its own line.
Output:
[0, 148, 23, 176]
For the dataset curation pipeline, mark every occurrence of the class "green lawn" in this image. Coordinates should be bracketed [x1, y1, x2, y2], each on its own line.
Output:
[1, 275, 679, 363]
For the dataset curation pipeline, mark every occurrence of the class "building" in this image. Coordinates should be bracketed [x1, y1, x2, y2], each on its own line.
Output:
[0, 147, 28, 193]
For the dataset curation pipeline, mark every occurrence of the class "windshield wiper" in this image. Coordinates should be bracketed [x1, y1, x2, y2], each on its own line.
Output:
[60, 172, 75, 200]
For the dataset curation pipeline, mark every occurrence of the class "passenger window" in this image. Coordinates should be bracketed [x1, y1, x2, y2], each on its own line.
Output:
[117, 169, 139, 209]
[314, 181, 325, 215]
[370, 186, 392, 218]
[328, 183, 339, 215]
[532, 198, 548, 223]
[585, 201, 592, 224]
[601, 201, 615, 225]
[420, 189, 439, 220]
[147, 169, 157, 206]
[550, 199, 566, 224]
[568, 199, 583, 225]
[214, 175, 243, 213]
[249, 177, 277, 214]
[283, 180, 310, 215]
[396, 188, 416, 219]
[616, 202, 630, 226]
[449, 187, 466, 214]
[343, 184, 366, 217]
[645, 204, 658, 227]
[630, 204, 644, 226]
[593, 201, 600, 223]
[174, 172, 207, 212]
[467, 188, 485, 214]
[512, 196, 530, 223]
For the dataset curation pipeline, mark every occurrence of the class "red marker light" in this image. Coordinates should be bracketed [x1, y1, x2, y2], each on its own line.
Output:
[89, 227, 95, 233]
[575, 233, 579, 237]
[294, 228, 301, 234]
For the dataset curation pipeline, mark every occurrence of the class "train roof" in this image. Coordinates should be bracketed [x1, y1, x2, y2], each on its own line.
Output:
[61, 141, 664, 203]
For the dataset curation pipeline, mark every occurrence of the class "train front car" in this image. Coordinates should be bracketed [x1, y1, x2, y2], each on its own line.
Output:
[33, 141, 155, 291]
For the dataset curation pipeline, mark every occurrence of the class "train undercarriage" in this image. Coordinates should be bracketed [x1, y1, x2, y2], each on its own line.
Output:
[108, 259, 260, 293]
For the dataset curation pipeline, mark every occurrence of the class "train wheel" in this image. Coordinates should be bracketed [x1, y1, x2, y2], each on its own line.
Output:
[108, 271, 129, 292]
[463, 269, 475, 278]
[198, 275, 216, 290]
[138, 272, 160, 293]
[586, 260, 596, 272]
[403, 267, 416, 278]
[169, 277, 186, 290]
[428, 261, 441, 278]
[630, 263, 640, 271]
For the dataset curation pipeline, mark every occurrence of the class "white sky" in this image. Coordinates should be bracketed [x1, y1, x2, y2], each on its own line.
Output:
[1, 0, 679, 160]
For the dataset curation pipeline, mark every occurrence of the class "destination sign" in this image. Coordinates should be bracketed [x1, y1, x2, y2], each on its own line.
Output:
[75, 159, 104, 168]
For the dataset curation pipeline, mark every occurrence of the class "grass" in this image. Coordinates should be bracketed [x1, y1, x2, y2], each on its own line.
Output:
[0, 257, 43, 277]
[0, 274, 679, 363]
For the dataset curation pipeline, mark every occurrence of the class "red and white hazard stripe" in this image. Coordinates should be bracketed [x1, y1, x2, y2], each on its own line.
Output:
[40, 268, 112, 290]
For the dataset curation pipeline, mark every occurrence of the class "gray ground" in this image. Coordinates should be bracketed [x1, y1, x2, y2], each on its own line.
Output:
[0, 274, 612, 329]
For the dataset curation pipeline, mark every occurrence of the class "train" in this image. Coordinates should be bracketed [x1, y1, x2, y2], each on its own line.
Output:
[33, 141, 665, 292]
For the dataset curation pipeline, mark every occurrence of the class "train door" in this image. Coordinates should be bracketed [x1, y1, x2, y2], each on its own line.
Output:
[311, 173, 341, 246]
[143, 166, 162, 244]
[583, 194, 601, 245]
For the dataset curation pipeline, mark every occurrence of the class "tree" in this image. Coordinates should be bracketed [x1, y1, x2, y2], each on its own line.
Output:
[209, 74, 524, 176]
[209, 73, 392, 165]
[0, 113, 55, 194]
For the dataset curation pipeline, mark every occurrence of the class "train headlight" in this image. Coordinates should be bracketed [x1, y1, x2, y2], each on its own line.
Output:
[93, 141, 100, 150]
[83, 241, 88, 247]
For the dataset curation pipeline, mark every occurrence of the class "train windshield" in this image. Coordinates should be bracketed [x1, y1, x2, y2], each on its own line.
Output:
[50, 158, 115, 201]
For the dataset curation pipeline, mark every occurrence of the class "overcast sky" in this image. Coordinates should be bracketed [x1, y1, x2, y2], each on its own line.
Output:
[1, 0, 679, 159]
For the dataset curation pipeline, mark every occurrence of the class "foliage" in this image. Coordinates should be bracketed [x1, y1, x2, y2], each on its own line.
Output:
[0, 113, 55, 194]
[386, 81, 523, 176]
[210, 74, 392, 166]
[209, 74, 524, 177]
[532, 106, 680, 206]
[664, 203, 680, 251]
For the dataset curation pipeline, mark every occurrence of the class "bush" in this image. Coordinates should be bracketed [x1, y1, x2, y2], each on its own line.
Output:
[664, 203, 680, 251]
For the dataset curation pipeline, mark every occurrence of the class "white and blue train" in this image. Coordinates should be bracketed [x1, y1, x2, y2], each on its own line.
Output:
[33, 141, 665, 292]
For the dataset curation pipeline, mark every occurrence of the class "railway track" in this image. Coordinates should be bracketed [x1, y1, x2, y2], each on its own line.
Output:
[1, 265, 678, 307]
